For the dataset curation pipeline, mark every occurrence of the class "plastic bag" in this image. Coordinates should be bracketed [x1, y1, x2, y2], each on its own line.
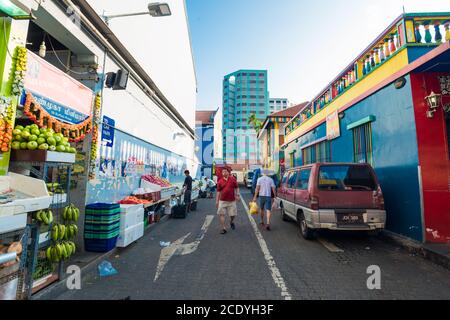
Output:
[249, 202, 259, 215]
[98, 260, 118, 277]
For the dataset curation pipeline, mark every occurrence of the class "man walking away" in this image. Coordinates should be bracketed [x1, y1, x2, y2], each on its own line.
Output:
[205, 177, 216, 198]
[252, 169, 277, 231]
[216, 168, 239, 234]
[183, 170, 193, 213]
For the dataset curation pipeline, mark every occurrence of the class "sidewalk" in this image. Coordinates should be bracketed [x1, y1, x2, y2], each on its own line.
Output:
[380, 230, 450, 270]
[31, 214, 170, 300]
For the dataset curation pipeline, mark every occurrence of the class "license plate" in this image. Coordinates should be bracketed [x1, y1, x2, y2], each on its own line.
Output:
[337, 214, 363, 224]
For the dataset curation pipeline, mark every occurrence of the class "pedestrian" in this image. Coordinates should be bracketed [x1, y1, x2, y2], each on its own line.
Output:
[252, 169, 277, 231]
[205, 177, 216, 198]
[216, 168, 239, 234]
[183, 170, 193, 213]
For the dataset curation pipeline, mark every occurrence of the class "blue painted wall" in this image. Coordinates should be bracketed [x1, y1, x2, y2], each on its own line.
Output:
[284, 75, 424, 241]
[407, 46, 437, 63]
[195, 124, 214, 178]
[86, 126, 188, 204]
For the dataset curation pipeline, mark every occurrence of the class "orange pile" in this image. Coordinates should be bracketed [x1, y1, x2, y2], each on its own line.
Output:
[0, 119, 13, 153]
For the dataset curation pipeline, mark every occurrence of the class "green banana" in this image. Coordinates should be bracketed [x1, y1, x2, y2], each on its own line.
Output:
[72, 224, 78, 237]
[67, 207, 73, 221]
[59, 224, 66, 240]
[63, 206, 68, 220]
[51, 225, 59, 241]
[42, 211, 49, 225]
[71, 242, 76, 255]
[47, 210, 53, 224]
[51, 246, 59, 262]
[46, 246, 52, 261]
[60, 243, 67, 260]
[36, 210, 42, 222]
[65, 242, 72, 257]
[56, 244, 62, 261]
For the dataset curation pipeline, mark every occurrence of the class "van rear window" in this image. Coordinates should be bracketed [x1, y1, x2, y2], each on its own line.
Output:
[318, 165, 376, 191]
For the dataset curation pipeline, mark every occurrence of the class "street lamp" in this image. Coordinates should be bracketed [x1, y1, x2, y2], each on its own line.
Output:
[0, 0, 35, 19]
[102, 2, 171, 24]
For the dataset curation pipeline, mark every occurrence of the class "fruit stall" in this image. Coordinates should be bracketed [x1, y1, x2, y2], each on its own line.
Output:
[0, 46, 92, 298]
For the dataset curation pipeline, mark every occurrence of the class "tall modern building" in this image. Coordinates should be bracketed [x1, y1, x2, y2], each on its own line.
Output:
[222, 70, 269, 164]
[269, 98, 289, 113]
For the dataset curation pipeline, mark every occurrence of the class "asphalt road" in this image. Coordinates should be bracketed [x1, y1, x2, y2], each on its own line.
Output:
[43, 186, 450, 300]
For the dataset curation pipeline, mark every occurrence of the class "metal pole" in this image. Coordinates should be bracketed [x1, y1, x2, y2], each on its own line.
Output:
[103, 11, 149, 24]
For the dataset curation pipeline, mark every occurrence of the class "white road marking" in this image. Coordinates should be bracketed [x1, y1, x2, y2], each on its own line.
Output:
[153, 215, 214, 281]
[240, 196, 292, 300]
[317, 238, 344, 253]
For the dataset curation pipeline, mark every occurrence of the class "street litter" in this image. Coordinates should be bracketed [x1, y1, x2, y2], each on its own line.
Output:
[98, 260, 118, 277]
[160, 241, 171, 247]
[365, 247, 370, 250]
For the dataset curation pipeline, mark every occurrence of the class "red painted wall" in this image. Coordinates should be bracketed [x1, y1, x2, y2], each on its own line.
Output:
[410, 72, 450, 243]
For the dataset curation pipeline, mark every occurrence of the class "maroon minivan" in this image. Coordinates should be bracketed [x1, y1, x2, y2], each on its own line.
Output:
[276, 163, 386, 239]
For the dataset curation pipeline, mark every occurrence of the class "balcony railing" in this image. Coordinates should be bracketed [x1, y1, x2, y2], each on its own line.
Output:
[285, 13, 450, 137]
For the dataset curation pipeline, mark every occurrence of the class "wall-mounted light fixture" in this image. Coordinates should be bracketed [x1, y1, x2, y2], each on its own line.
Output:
[425, 91, 442, 118]
[338, 111, 345, 119]
[38, 40, 46, 58]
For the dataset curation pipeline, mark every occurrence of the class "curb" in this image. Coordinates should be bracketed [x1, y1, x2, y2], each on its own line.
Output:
[31, 214, 170, 300]
[379, 230, 450, 270]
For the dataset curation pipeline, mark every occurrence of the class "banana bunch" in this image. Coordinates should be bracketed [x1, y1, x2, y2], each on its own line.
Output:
[36, 209, 53, 225]
[63, 204, 80, 222]
[51, 223, 66, 241]
[46, 241, 76, 262]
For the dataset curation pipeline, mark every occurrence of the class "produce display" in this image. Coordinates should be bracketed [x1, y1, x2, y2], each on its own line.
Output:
[62, 204, 80, 222]
[51, 223, 78, 241]
[35, 209, 54, 225]
[0, 96, 14, 153]
[44, 204, 80, 263]
[46, 182, 65, 195]
[118, 196, 152, 205]
[46, 241, 76, 262]
[11, 124, 77, 153]
[0, 242, 22, 268]
[141, 175, 171, 187]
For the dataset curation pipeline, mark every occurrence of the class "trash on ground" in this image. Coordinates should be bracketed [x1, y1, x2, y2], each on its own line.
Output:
[365, 247, 370, 250]
[160, 241, 171, 247]
[98, 260, 118, 277]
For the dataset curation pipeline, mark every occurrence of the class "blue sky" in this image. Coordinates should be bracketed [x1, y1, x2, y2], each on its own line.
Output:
[186, 0, 450, 110]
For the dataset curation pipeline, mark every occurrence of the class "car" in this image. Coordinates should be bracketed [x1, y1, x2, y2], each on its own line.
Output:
[276, 163, 386, 239]
[244, 171, 254, 188]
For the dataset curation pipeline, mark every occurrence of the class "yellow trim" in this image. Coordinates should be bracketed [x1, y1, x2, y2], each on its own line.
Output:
[285, 48, 409, 144]
[405, 20, 416, 43]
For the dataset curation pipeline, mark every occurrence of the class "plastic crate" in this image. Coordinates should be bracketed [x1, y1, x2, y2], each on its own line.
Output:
[84, 221, 120, 232]
[84, 236, 118, 253]
[86, 203, 120, 211]
[84, 213, 121, 224]
[84, 228, 120, 240]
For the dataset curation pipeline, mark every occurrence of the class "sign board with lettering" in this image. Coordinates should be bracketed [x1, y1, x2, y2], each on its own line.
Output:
[101, 116, 115, 147]
[21, 50, 93, 124]
[326, 111, 340, 140]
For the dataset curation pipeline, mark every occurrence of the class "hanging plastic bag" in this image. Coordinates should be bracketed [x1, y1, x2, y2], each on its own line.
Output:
[249, 202, 259, 215]
[98, 260, 118, 277]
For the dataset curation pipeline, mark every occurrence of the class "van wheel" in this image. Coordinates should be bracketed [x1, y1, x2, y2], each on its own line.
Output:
[298, 212, 314, 240]
[280, 205, 290, 222]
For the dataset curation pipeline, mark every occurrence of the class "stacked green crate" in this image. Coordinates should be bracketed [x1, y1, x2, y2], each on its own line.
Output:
[84, 203, 121, 252]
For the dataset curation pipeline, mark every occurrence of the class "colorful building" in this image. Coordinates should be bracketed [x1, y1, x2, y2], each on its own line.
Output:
[282, 13, 450, 244]
[258, 103, 308, 176]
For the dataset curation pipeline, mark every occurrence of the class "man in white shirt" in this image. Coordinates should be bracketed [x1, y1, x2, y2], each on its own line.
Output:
[252, 170, 277, 231]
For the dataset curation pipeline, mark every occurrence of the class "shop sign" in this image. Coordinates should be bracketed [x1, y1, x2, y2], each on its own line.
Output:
[326, 110, 340, 140]
[22, 50, 93, 124]
[101, 116, 115, 147]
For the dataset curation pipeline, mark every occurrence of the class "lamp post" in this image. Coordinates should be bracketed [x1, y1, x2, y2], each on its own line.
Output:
[102, 2, 171, 25]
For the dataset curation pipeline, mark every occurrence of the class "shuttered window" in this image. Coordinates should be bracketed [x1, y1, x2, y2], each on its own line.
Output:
[352, 122, 373, 165]
[302, 140, 331, 165]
